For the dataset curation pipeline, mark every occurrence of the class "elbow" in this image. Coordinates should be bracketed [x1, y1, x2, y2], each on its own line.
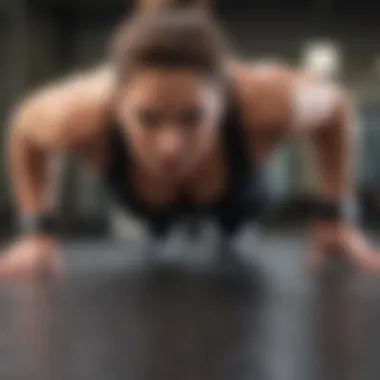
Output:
[8, 96, 36, 142]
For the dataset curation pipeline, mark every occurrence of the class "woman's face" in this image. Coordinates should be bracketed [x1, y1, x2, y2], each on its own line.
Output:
[116, 69, 225, 181]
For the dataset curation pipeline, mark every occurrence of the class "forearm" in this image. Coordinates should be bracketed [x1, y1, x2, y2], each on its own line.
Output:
[0, 129, 63, 278]
[8, 129, 61, 218]
[307, 92, 360, 254]
[310, 92, 354, 206]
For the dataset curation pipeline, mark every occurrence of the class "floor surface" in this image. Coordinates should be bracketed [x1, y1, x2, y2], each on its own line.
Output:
[0, 230, 379, 380]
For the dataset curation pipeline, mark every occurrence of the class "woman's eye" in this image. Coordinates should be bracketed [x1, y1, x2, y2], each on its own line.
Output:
[179, 108, 204, 128]
[137, 110, 162, 128]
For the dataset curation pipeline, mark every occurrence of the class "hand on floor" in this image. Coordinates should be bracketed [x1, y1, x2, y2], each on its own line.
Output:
[0, 236, 63, 280]
[309, 224, 380, 275]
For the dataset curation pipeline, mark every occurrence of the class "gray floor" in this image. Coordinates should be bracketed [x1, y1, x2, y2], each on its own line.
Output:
[0, 230, 379, 380]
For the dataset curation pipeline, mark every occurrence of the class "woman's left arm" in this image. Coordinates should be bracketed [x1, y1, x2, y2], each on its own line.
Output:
[241, 64, 380, 273]
[295, 80, 380, 273]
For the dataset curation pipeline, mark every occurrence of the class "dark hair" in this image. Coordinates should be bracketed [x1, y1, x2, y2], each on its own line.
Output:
[112, 9, 228, 82]
[137, 0, 213, 13]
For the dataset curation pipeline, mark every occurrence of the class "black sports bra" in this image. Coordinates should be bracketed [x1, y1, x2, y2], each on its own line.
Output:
[104, 85, 267, 236]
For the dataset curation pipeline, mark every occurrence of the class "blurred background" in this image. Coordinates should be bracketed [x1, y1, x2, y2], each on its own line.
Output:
[0, 0, 380, 238]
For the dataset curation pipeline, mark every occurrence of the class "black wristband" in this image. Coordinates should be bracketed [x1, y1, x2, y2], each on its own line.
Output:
[308, 198, 358, 222]
[19, 214, 57, 236]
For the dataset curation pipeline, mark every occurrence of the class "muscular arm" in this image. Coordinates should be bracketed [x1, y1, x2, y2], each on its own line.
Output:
[239, 63, 379, 271]
[0, 67, 114, 278]
[238, 64, 354, 200]
[291, 79, 378, 269]
[8, 118, 61, 215]
[7, 67, 114, 219]
[306, 89, 353, 203]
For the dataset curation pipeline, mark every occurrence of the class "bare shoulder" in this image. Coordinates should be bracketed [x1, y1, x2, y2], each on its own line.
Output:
[228, 61, 297, 131]
[229, 60, 347, 133]
[10, 65, 116, 150]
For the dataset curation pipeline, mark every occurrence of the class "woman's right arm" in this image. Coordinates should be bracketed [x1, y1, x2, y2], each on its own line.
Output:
[0, 68, 114, 278]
